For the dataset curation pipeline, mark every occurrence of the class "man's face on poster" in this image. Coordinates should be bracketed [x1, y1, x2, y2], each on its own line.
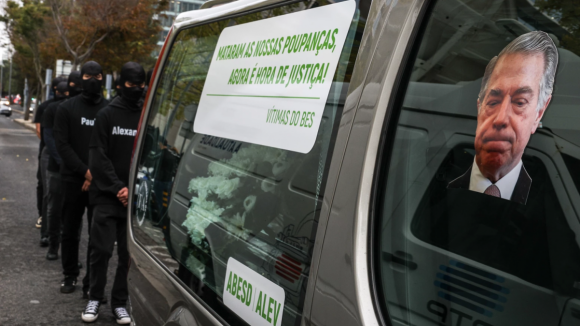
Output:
[475, 53, 549, 182]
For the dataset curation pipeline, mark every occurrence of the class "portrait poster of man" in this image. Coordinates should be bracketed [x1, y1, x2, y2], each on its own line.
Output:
[448, 31, 559, 205]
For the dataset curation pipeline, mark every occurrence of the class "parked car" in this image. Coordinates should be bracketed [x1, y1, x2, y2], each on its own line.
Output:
[0, 98, 9, 106]
[0, 103, 12, 117]
[127, 0, 580, 325]
[28, 98, 37, 114]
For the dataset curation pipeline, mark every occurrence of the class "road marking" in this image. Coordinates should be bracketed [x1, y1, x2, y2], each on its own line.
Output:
[0, 128, 34, 134]
[0, 144, 38, 148]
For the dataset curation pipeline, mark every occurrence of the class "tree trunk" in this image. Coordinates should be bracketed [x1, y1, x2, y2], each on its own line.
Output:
[39, 83, 46, 110]
[34, 84, 40, 110]
[23, 92, 31, 121]
[21, 77, 30, 120]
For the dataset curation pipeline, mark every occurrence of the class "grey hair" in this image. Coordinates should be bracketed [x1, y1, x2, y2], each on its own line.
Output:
[478, 31, 558, 113]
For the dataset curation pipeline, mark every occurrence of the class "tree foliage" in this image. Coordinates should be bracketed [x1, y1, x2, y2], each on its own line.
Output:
[90, 0, 167, 73]
[1, 0, 167, 102]
[48, 0, 167, 70]
[1, 0, 64, 102]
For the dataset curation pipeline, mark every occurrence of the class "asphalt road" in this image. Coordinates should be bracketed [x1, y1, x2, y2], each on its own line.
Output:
[0, 109, 120, 325]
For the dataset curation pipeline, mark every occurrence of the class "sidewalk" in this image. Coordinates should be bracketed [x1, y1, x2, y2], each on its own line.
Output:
[10, 105, 37, 132]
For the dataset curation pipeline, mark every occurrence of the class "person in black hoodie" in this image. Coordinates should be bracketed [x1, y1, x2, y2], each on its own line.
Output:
[54, 62, 109, 295]
[67, 70, 83, 98]
[42, 80, 72, 260]
[34, 76, 65, 243]
[114, 75, 122, 99]
[81, 62, 145, 324]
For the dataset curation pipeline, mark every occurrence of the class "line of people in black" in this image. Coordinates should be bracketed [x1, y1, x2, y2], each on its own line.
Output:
[33, 61, 148, 324]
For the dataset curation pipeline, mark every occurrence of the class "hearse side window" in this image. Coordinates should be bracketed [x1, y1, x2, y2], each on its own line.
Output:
[374, 0, 580, 325]
[131, 1, 369, 325]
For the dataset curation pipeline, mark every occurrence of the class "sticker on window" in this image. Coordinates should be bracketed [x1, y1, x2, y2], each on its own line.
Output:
[194, 1, 356, 153]
[223, 257, 285, 326]
[447, 31, 558, 205]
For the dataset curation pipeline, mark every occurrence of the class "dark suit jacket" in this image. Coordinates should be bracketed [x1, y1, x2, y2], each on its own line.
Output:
[447, 163, 532, 205]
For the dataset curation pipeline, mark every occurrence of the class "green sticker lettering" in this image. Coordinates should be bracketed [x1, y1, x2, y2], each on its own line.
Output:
[226, 271, 232, 294]
[255, 291, 263, 314]
[267, 297, 274, 323]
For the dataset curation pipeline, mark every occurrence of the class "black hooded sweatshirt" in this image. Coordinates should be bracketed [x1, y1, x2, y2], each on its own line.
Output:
[89, 62, 145, 206]
[43, 72, 83, 173]
[54, 62, 109, 182]
[43, 81, 69, 172]
[34, 98, 55, 151]
[34, 77, 64, 151]
[43, 98, 66, 172]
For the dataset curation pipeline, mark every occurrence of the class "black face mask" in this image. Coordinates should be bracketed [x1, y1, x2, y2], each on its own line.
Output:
[80, 61, 103, 103]
[69, 85, 83, 97]
[68, 71, 82, 97]
[119, 61, 146, 106]
[82, 78, 102, 95]
[121, 86, 144, 103]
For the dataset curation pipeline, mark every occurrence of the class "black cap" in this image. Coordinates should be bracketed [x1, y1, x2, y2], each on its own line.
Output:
[56, 81, 68, 95]
[51, 77, 62, 89]
[120, 62, 146, 86]
[68, 71, 82, 87]
[80, 61, 103, 76]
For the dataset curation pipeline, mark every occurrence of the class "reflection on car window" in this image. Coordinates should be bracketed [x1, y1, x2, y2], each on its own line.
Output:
[375, 0, 580, 325]
[131, 1, 368, 325]
[412, 145, 580, 293]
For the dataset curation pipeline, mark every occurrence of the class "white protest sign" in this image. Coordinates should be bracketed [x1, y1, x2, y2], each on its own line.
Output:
[223, 257, 286, 326]
[194, 1, 356, 153]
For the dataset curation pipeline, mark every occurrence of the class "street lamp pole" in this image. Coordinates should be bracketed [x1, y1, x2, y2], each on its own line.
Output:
[8, 54, 12, 104]
[0, 52, 3, 98]
[23, 78, 29, 120]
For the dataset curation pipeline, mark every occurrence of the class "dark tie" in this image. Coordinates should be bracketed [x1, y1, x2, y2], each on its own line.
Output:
[484, 184, 501, 198]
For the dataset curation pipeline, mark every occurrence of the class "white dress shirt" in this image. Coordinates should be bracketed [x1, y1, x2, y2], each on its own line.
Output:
[469, 158, 522, 201]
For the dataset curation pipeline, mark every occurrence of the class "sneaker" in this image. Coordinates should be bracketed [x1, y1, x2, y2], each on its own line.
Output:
[81, 300, 100, 323]
[39, 237, 49, 247]
[82, 289, 107, 304]
[113, 307, 131, 325]
[60, 276, 77, 293]
[36, 216, 42, 228]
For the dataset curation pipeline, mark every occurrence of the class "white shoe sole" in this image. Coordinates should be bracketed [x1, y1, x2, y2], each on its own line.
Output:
[81, 313, 99, 323]
[116, 317, 131, 324]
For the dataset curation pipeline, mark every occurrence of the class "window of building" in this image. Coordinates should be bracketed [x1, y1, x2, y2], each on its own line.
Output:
[131, 0, 369, 325]
[180, 2, 199, 12]
[373, 0, 580, 325]
[168, 1, 177, 12]
[159, 15, 173, 28]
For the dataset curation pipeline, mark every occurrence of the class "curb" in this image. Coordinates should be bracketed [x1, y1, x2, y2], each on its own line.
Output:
[13, 118, 37, 133]
[9, 104, 26, 115]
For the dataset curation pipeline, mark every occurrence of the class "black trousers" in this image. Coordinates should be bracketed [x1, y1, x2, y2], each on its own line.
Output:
[39, 148, 50, 239]
[89, 204, 129, 309]
[46, 170, 64, 247]
[36, 158, 43, 218]
[61, 180, 93, 292]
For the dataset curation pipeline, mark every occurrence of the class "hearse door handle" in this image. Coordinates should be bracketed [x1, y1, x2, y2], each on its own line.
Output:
[383, 251, 418, 270]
